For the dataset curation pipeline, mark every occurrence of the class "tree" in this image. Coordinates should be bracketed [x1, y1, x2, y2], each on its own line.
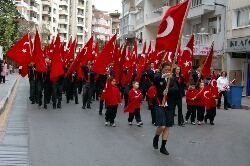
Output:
[40, 25, 51, 47]
[0, 0, 22, 55]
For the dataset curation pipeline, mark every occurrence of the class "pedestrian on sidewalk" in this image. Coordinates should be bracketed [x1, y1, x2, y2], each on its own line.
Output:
[196, 83, 206, 125]
[9, 63, 13, 74]
[217, 71, 230, 110]
[185, 82, 198, 125]
[0, 59, 3, 83]
[105, 78, 122, 127]
[127, 81, 143, 127]
[152, 62, 178, 155]
[1, 60, 7, 83]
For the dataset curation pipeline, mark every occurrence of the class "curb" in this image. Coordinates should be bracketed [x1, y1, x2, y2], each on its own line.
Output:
[0, 77, 20, 115]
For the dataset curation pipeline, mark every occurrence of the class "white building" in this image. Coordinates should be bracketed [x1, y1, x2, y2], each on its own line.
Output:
[226, 0, 250, 96]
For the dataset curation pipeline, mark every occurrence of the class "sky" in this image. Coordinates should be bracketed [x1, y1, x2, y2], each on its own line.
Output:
[93, 0, 122, 12]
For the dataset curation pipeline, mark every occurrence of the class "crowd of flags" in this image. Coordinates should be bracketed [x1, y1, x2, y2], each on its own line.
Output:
[5, 0, 233, 110]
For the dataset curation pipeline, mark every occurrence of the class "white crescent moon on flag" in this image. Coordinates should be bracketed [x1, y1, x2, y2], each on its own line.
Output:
[211, 79, 217, 87]
[23, 42, 29, 46]
[157, 51, 164, 56]
[204, 91, 209, 98]
[168, 52, 172, 62]
[183, 47, 192, 55]
[157, 16, 174, 38]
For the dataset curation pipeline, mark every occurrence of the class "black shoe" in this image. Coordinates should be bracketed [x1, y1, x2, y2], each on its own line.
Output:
[99, 111, 102, 115]
[92, 98, 95, 101]
[31, 101, 35, 104]
[153, 138, 158, 149]
[210, 122, 214, 125]
[66, 100, 69, 103]
[87, 105, 91, 109]
[75, 102, 79, 104]
[224, 107, 228, 110]
[204, 117, 207, 123]
[44, 105, 47, 109]
[174, 114, 177, 116]
[82, 105, 86, 109]
[53, 105, 56, 109]
[179, 123, 185, 127]
[57, 103, 62, 109]
[96, 98, 99, 101]
[160, 147, 169, 155]
[217, 106, 221, 109]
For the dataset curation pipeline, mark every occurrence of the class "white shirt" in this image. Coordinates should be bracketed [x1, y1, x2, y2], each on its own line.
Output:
[217, 76, 229, 91]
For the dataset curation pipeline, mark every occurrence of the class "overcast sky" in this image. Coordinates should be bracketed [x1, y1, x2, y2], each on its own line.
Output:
[93, 0, 122, 12]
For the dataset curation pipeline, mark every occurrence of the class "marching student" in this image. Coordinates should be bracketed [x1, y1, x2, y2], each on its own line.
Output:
[147, 84, 157, 125]
[105, 78, 122, 127]
[196, 82, 206, 125]
[152, 62, 178, 155]
[128, 81, 143, 126]
[66, 60, 79, 104]
[205, 90, 218, 125]
[81, 60, 92, 109]
[185, 82, 198, 125]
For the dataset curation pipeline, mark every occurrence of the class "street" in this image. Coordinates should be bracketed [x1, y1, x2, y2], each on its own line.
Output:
[1, 78, 250, 166]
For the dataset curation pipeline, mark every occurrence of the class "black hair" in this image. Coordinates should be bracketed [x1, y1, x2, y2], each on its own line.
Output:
[160, 62, 170, 72]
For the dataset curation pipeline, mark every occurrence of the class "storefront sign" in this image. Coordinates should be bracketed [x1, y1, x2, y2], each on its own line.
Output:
[193, 46, 210, 56]
[227, 36, 250, 52]
[231, 52, 247, 58]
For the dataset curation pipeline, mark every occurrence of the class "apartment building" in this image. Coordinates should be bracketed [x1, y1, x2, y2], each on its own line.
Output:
[226, 0, 250, 96]
[92, 6, 112, 41]
[109, 12, 121, 38]
[120, 0, 183, 52]
[15, 0, 93, 51]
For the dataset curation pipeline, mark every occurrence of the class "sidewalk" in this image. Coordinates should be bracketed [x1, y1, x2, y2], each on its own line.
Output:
[241, 96, 250, 110]
[0, 74, 20, 114]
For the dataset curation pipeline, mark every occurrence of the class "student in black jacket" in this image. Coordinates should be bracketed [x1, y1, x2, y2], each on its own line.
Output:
[152, 62, 178, 155]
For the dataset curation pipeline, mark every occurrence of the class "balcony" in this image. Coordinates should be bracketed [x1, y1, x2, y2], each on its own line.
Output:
[59, 9, 69, 15]
[42, 10, 50, 15]
[181, 33, 214, 56]
[77, 3, 84, 9]
[77, 30, 84, 34]
[30, 6, 38, 13]
[123, 25, 135, 38]
[59, 28, 68, 33]
[15, 0, 29, 9]
[77, 21, 84, 27]
[135, 16, 144, 30]
[35, 0, 41, 4]
[19, 11, 29, 21]
[78, 39, 84, 43]
[145, 6, 170, 26]
[188, 0, 215, 19]
[135, 0, 145, 8]
[60, 0, 68, 6]
[58, 18, 68, 24]
[77, 13, 84, 18]
[42, 0, 50, 6]
[29, 17, 38, 24]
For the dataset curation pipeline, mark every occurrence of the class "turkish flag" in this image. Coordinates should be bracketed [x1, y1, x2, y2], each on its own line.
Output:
[92, 40, 99, 61]
[65, 36, 93, 78]
[119, 44, 126, 78]
[180, 34, 194, 76]
[92, 34, 117, 74]
[209, 74, 220, 98]
[50, 34, 64, 82]
[144, 41, 151, 71]
[155, 0, 189, 52]
[202, 42, 214, 78]
[198, 85, 212, 110]
[230, 79, 236, 85]
[100, 79, 113, 100]
[163, 51, 174, 66]
[135, 54, 145, 82]
[63, 39, 77, 65]
[81, 36, 94, 64]
[31, 30, 47, 72]
[6, 33, 31, 66]
[124, 97, 140, 113]
[113, 43, 122, 83]
[20, 63, 29, 77]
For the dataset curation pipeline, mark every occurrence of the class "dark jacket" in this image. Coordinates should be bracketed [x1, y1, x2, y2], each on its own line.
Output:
[172, 74, 185, 97]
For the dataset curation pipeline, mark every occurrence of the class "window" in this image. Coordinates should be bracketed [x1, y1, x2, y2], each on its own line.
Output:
[237, 9, 250, 27]
[112, 29, 116, 34]
[208, 16, 221, 34]
[95, 27, 100, 32]
[105, 28, 108, 34]
[191, 23, 201, 33]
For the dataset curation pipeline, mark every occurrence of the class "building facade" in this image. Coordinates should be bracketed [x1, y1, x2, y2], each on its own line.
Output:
[109, 12, 121, 39]
[226, 0, 250, 96]
[92, 6, 112, 41]
[15, 0, 93, 51]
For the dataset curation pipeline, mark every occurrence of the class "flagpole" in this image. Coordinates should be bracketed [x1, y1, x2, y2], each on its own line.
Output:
[162, 0, 191, 106]
[27, 29, 33, 59]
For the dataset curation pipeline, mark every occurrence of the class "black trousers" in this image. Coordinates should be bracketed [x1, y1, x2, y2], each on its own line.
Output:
[174, 96, 184, 125]
[0, 75, 5, 83]
[44, 81, 52, 105]
[77, 79, 83, 94]
[66, 82, 78, 103]
[105, 105, 118, 124]
[52, 83, 63, 106]
[128, 108, 141, 123]
[185, 105, 197, 122]
[37, 80, 44, 105]
[205, 107, 216, 123]
[217, 91, 228, 108]
[63, 78, 67, 93]
[197, 106, 205, 121]
[82, 83, 92, 107]
[29, 79, 36, 102]
[149, 105, 156, 124]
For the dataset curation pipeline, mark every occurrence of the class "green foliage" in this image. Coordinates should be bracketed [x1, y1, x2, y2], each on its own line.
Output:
[0, 0, 22, 54]
[40, 25, 51, 47]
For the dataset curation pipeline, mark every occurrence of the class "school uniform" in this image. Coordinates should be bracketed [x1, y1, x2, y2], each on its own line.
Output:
[105, 85, 122, 124]
[128, 89, 143, 123]
[196, 89, 206, 122]
[205, 93, 218, 124]
[28, 65, 37, 104]
[66, 70, 78, 104]
[147, 85, 157, 124]
[81, 65, 92, 108]
[153, 72, 178, 127]
[185, 88, 198, 123]
[52, 75, 64, 109]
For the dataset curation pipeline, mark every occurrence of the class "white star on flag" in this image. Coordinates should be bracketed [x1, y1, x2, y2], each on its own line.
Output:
[184, 61, 190, 67]
[22, 49, 27, 53]
[155, 60, 159, 64]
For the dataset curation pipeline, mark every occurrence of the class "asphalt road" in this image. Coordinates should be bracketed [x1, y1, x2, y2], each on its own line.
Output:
[11, 78, 250, 166]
